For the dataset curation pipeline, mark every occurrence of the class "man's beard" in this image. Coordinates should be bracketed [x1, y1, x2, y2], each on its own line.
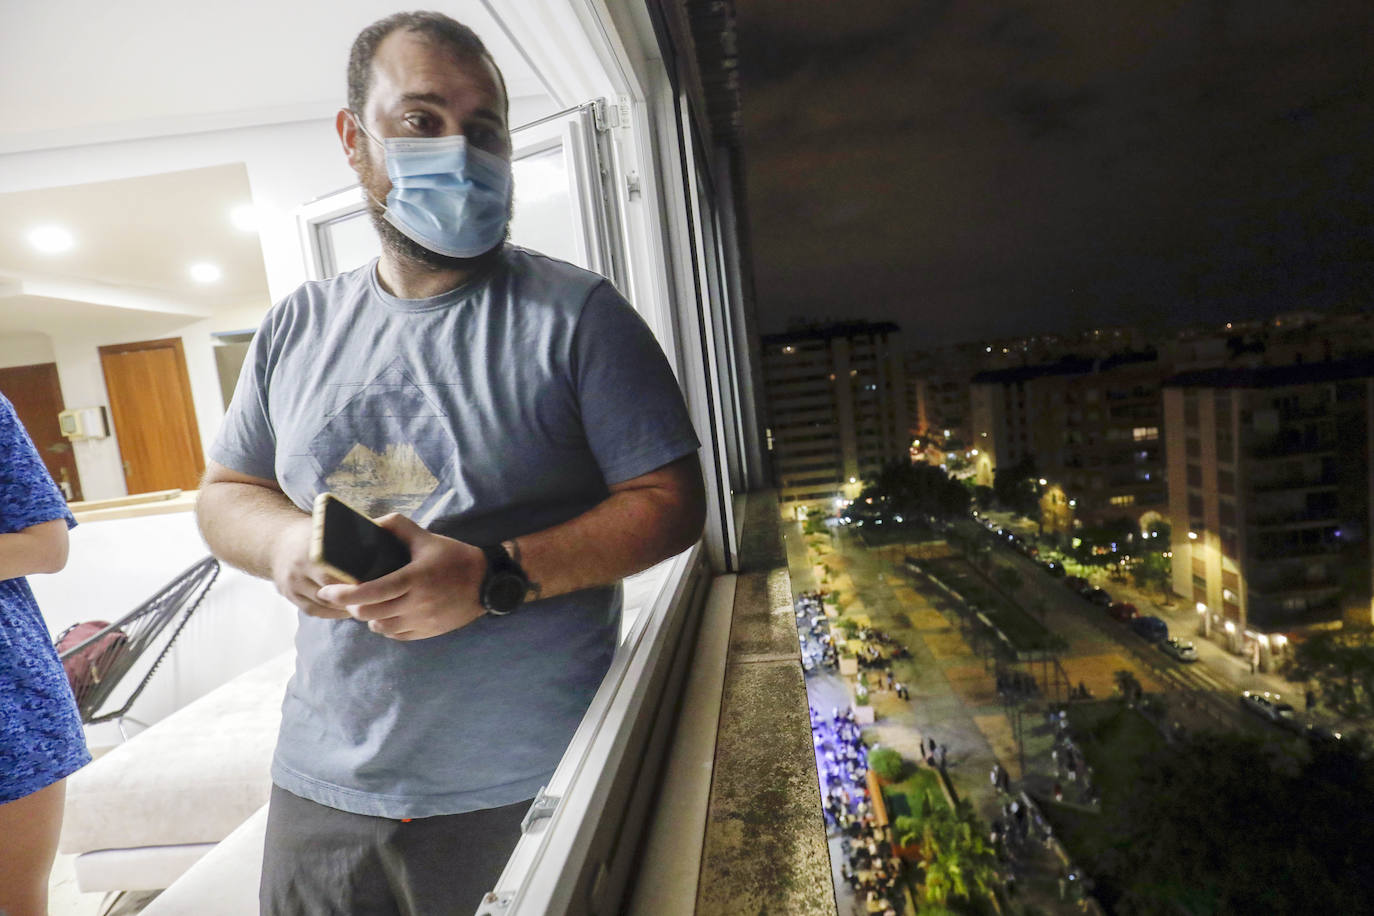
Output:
[357, 146, 512, 272]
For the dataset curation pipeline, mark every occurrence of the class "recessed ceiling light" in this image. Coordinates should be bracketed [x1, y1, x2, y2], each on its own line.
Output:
[190, 262, 222, 283]
[229, 204, 258, 232]
[28, 224, 75, 254]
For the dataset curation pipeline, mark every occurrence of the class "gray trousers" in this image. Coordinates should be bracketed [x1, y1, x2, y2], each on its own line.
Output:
[260, 784, 530, 915]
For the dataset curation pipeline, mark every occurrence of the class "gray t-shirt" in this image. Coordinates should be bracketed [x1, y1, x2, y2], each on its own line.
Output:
[211, 247, 699, 817]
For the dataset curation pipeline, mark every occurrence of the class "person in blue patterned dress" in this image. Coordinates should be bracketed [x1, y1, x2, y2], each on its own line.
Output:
[0, 392, 88, 916]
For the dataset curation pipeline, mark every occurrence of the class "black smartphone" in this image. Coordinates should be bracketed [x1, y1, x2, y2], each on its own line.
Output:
[309, 493, 411, 584]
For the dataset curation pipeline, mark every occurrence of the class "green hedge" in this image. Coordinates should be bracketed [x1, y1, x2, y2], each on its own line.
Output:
[870, 747, 904, 782]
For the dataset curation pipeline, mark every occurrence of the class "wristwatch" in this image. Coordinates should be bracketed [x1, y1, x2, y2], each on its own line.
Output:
[480, 542, 533, 615]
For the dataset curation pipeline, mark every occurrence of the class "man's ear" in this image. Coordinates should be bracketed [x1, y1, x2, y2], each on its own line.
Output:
[336, 109, 364, 169]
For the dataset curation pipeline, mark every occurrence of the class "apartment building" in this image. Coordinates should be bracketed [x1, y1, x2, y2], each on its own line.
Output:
[762, 322, 908, 519]
[970, 352, 1168, 533]
[1163, 357, 1374, 667]
[906, 345, 976, 446]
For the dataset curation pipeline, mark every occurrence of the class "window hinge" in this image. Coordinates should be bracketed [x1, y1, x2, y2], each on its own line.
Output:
[592, 98, 618, 132]
[592, 96, 632, 132]
[520, 785, 560, 833]
[475, 890, 514, 916]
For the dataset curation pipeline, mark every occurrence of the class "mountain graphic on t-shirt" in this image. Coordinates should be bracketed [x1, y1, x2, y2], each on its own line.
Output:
[325, 442, 440, 517]
[296, 358, 460, 521]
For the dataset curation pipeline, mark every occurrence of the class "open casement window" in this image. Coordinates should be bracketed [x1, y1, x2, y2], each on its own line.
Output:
[297, 101, 623, 288]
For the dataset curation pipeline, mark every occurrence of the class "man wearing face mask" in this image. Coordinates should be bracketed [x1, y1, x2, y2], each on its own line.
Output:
[196, 11, 705, 913]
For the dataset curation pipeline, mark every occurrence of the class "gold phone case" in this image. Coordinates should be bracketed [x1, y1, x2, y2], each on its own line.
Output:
[309, 492, 361, 585]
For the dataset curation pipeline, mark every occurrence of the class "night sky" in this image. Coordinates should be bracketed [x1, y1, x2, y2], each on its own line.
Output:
[735, 1, 1374, 346]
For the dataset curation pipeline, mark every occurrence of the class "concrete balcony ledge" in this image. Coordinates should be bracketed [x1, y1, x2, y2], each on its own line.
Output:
[630, 491, 835, 915]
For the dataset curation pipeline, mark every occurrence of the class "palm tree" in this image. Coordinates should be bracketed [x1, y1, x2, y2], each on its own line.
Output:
[919, 802, 998, 907]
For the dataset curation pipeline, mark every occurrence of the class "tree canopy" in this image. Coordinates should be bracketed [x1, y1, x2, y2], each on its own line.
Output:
[1098, 730, 1374, 914]
[992, 455, 1040, 518]
[1286, 629, 1374, 718]
[1070, 516, 1138, 566]
[860, 460, 971, 521]
[919, 800, 999, 909]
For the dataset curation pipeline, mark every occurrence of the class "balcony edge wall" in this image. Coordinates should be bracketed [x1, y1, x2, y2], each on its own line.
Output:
[695, 491, 835, 913]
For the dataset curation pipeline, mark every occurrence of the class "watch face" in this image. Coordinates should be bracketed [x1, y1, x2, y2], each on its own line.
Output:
[487, 573, 527, 614]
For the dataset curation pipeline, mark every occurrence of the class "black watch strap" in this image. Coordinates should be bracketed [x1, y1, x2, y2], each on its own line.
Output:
[480, 543, 532, 615]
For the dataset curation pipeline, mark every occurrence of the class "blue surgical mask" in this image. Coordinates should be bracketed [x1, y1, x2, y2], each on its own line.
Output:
[356, 119, 512, 259]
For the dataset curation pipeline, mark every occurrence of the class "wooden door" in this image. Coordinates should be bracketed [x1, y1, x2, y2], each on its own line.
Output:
[0, 362, 83, 501]
[99, 338, 205, 494]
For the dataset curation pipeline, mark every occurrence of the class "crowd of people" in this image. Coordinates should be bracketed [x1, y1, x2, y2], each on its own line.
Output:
[853, 625, 912, 701]
[1048, 708, 1099, 808]
[796, 590, 839, 673]
[810, 704, 902, 916]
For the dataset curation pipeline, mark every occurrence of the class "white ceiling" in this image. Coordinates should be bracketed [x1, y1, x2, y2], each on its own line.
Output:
[0, 0, 548, 153]
[0, 294, 217, 340]
[0, 163, 269, 312]
[0, 0, 552, 343]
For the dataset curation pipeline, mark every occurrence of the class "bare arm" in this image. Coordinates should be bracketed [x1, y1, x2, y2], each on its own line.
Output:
[317, 453, 707, 640]
[196, 461, 350, 619]
[508, 453, 706, 597]
[0, 518, 69, 580]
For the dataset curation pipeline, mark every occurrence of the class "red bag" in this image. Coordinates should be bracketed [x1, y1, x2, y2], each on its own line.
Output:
[55, 621, 129, 694]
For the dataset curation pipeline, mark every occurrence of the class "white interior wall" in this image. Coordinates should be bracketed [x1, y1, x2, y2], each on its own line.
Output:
[0, 332, 56, 368]
[30, 303, 274, 502]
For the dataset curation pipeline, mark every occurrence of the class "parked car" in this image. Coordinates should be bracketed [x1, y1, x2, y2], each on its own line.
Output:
[1041, 559, 1066, 577]
[1075, 580, 1098, 599]
[1087, 587, 1113, 607]
[1108, 601, 1138, 622]
[1130, 615, 1169, 642]
[1240, 690, 1297, 726]
[1160, 637, 1198, 662]
[1063, 575, 1088, 592]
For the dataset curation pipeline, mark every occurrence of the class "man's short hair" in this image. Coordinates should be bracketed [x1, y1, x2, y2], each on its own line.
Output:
[347, 10, 507, 116]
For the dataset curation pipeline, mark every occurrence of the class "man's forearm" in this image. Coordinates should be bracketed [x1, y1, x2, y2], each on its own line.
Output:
[510, 479, 705, 601]
[196, 482, 309, 580]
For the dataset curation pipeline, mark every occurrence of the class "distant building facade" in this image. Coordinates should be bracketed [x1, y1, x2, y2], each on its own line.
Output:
[1163, 357, 1374, 668]
[761, 322, 908, 519]
[969, 352, 1168, 534]
[906, 346, 976, 447]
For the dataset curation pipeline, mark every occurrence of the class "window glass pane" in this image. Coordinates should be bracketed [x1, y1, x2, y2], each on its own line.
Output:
[509, 144, 583, 268]
[325, 212, 381, 276]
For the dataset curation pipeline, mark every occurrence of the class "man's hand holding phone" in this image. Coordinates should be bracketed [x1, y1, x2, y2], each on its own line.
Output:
[268, 517, 355, 620]
[316, 513, 489, 641]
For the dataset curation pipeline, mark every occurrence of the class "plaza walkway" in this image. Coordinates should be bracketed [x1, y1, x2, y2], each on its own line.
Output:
[785, 522, 1087, 914]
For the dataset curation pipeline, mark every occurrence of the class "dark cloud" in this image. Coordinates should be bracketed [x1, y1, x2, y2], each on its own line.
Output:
[736, 0, 1374, 343]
